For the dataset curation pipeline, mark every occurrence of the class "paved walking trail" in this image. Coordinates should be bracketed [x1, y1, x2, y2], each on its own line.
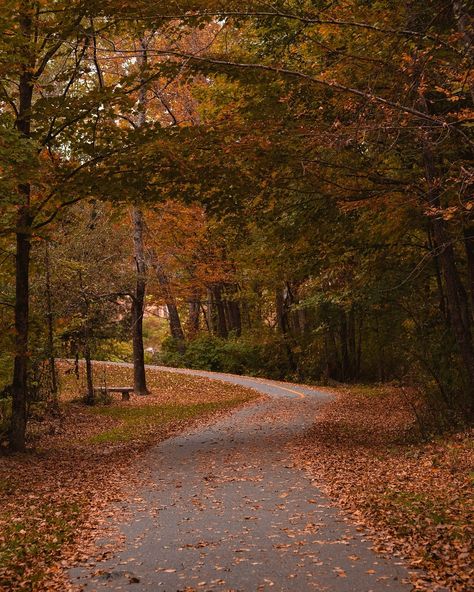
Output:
[70, 367, 413, 591]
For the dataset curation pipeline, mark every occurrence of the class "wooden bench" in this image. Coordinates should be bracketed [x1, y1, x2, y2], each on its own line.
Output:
[94, 386, 134, 401]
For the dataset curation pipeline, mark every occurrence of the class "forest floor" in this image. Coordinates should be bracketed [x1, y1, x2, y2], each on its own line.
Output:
[292, 384, 473, 592]
[0, 361, 259, 591]
[0, 365, 472, 592]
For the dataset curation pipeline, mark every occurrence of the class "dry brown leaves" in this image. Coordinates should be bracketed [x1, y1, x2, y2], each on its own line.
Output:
[292, 386, 474, 592]
[0, 362, 260, 592]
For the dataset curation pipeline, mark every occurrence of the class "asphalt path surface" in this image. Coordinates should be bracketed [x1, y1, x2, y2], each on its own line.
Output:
[70, 365, 413, 592]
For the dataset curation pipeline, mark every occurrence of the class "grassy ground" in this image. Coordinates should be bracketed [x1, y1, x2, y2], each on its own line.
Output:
[293, 384, 474, 592]
[0, 361, 259, 591]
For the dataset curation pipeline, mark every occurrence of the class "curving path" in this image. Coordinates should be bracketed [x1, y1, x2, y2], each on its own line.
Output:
[70, 366, 413, 591]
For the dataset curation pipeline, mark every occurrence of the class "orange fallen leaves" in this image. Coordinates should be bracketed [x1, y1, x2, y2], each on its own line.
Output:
[292, 385, 474, 592]
[0, 362, 259, 592]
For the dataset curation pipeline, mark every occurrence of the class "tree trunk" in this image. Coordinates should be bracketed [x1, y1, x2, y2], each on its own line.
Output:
[45, 242, 58, 406]
[432, 217, 474, 395]
[463, 225, 474, 318]
[275, 286, 297, 373]
[212, 284, 228, 338]
[428, 222, 449, 322]
[339, 310, 350, 381]
[187, 291, 200, 338]
[84, 335, 94, 406]
[424, 140, 474, 414]
[10, 214, 31, 451]
[452, 1, 474, 103]
[130, 37, 150, 395]
[223, 284, 242, 336]
[10, 4, 34, 451]
[132, 207, 148, 395]
[155, 261, 185, 347]
[347, 305, 357, 380]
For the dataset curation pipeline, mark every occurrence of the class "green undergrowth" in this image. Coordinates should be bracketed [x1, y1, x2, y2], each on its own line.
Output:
[0, 500, 81, 588]
[381, 488, 472, 567]
[87, 397, 251, 444]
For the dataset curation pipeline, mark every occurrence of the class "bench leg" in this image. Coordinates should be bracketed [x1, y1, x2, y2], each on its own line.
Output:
[121, 391, 131, 401]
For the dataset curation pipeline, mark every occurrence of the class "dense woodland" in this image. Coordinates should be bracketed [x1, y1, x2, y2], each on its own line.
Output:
[0, 0, 473, 451]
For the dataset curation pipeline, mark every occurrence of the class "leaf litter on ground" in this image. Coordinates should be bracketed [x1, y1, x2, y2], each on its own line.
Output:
[0, 361, 260, 591]
[291, 384, 473, 592]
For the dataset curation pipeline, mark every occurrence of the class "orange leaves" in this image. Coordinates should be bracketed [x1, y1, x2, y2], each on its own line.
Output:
[0, 361, 258, 591]
[292, 386, 474, 591]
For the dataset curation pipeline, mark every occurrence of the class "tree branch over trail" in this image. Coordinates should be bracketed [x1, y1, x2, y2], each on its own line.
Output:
[141, 50, 462, 129]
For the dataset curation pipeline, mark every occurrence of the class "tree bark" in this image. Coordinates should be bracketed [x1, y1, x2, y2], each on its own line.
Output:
[452, 1, 474, 103]
[223, 284, 242, 336]
[131, 207, 148, 395]
[339, 310, 350, 381]
[212, 284, 228, 338]
[10, 3, 34, 451]
[84, 329, 95, 406]
[10, 212, 31, 451]
[424, 140, 474, 414]
[275, 286, 297, 373]
[463, 225, 474, 318]
[130, 37, 149, 395]
[45, 242, 58, 406]
[186, 291, 201, 338]
[155, 261, 185, 347]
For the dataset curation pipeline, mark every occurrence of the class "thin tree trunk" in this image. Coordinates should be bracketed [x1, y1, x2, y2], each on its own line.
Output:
[223, 284, 242, 336]
[155, 261, 185, 347]
[79, 271, 95, 405]
[187, 291, 200, 338]
[428, 222, 448, 322]
[45, 242, 58, 406]
[348, 305, 357, 379]
[206, 288, 215, 333]
[131, 36, 149, 395]
[84, 338, 94, 406]
[132, 208, 148, 395]
[339, 310, 350, 382]
[212, 284, 228, 338]
[10, 3, 34, 451]
[275, 286, 296, 373]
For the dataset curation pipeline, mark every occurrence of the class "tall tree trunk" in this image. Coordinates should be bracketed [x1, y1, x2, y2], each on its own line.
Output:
[11, 212, 31, 451]
[452, 1, 474, 103]
[275, 286, 297, 373]
[131, 37, 149, 395]
[206, 288, 215, 334]
[10, 3, 34, 451]
[84, 340, 95, 406]
[339, 310, 350, 381]
[428, 222, 449, 322]
[45, 242, 58, 407]
[463, 225, 474, 318]
[347, 305, 357, 380]
[131, 207, 148, 395]
[211, 284, 228, 338]
[187, 290, 200, 338]
[155, 261, 185, 347]
[223, 284, 242, 336]
[424, 140, 474, 414]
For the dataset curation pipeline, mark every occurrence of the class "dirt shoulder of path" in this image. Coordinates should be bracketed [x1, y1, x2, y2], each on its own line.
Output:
[291, 384, 473, 592]
[0, 362, 263, 592]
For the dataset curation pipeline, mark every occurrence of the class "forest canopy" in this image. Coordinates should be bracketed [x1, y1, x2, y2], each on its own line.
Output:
[0, 0, 473, 451]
